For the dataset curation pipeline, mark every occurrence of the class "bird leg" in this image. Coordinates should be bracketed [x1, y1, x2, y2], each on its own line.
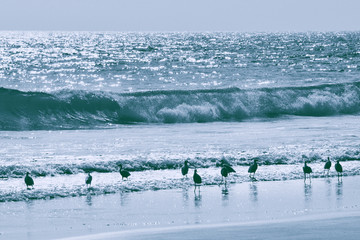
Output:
[194, 184, 201, 193]
[338, 173, 342, 182]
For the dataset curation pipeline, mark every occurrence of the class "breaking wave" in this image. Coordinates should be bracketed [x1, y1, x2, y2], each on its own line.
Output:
[1, 82, 360, 130]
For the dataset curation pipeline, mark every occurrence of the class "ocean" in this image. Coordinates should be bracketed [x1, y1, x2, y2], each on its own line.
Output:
[1, 31, 360, 202]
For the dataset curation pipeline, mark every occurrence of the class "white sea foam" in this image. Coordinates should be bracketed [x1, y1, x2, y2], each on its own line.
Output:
[1, 161, 359, 202]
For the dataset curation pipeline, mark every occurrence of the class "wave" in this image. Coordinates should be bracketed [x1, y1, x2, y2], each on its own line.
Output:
[1, 82, 360, 130]
[1, 148, 360, 179]
[1, 145, 360, 202]
[1, 160, 360, 202]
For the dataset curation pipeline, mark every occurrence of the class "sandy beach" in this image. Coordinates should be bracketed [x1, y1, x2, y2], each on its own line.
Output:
[1, 175, 360, 240]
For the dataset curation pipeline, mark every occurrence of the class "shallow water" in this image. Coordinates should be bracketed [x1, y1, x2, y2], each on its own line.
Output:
[1, 31, 360, 201]
[1, 115, 360, 201]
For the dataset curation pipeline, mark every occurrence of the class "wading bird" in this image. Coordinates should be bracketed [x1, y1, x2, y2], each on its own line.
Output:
[119, 164, 131, 180]
[220, 163, 236, 184]
[85, 173, 92, 187]
[193, 169, 202, 192]
[335, 160, 343, 181]
[181, 160, 190, 177]
[303, 161, 312, 182]
[248, 159, 258, 179]
[24, 172, 34, 189]
[324, 157, 331, 176]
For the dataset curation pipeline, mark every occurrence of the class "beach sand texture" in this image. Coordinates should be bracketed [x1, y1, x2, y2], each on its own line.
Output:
[1, 176, 359, 240]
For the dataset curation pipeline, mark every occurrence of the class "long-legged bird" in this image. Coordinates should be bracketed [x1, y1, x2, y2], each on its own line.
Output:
[303, 161, 312, 182]
[119, 164, 131, 180]
[85, 173, 92, 187]
[248, 160, 258, 179]
[324, 157, 331, 176]
[24, 172, 34, 189]
[335, 160, 343, 181]
[220, 164, 236, 184]
[181, 160, 190, 177]
[193, 169, 202, 192]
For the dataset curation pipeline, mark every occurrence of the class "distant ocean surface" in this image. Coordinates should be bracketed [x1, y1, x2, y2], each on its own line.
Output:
[1, 31, 360, 201]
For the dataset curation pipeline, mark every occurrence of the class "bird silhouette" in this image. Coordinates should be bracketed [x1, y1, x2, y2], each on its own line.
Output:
[24, 172, 34, 189]
[220, 163, 236, 184]
[335, 160, 343, 181]
[248, 160, 258, 179]
[193, 169, 202, 192]
[119, 164, 131, 180]
[324, 157, 331, 176]
[303, 161, 312, 182]
[85, 173, 92, 187]
[181, 160, 190, 177]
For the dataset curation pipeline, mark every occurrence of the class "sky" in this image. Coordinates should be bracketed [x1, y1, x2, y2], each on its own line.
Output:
[0, 0, 359, 32]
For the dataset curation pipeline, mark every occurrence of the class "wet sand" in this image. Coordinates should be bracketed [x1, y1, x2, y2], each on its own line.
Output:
[1, 176, 360, 240]
[58, 214, 360, 240]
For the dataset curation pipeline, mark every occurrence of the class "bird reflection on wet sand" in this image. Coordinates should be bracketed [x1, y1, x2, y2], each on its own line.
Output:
[336, 181, 343, 200]
[325, 178, 332, 198]
[249, 182, 258, 202]
[182, 187, 190, 207]
[221, 185, 229, 205]
[86, 194, 92, 206]
[119, 191, 129, 207]
[304, 182, 312, 202]
[194, 192, 202, 208]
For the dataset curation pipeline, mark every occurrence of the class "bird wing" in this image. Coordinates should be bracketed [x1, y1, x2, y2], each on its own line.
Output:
[226, 165, 236, 173]
[221, 168, 228, 177]
[26, 176, 34, 185]
[248, 164, 256, 173]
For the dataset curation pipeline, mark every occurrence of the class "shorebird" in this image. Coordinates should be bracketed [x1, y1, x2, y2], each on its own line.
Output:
[119, 164, 131, 180]
[324, 157, 331, 176]
[248, 159, 258, 179]
[85, 173, 92, 187]
[220, 163, 236, 184]
[303, 161, 312, 182]
[181, 160, 190, 177]
[193, 169, 202, 192]
[335, 160, 343, 181]
[24, 172, 34, 189]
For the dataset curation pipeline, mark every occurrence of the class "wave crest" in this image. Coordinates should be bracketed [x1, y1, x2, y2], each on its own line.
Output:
[1, 82, 360, 130]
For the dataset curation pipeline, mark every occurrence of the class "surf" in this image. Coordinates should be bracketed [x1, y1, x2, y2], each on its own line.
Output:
[1, 82, 360, 130]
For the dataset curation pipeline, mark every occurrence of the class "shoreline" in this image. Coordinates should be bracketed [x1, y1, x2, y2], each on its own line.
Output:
[1, 176, 360, 239]
[57, 213, 360, 240]
[2, 159, 360, 202]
